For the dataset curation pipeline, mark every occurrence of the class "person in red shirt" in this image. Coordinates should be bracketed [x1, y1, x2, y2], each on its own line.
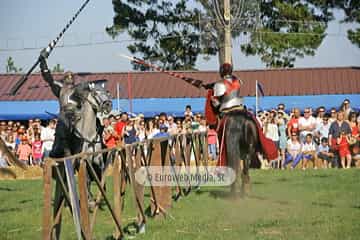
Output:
[102, 117, 118, 148]
[207, 125, 218, 161]
[16, 136, 32, 165]
[337, 131, 352, 168]
[287, 108, 301, 136]
[115, 112, 128, 145]
[32, 133, 43, 165]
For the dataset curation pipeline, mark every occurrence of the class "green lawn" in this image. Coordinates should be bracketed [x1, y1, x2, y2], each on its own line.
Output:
[0, 169, 360, 240]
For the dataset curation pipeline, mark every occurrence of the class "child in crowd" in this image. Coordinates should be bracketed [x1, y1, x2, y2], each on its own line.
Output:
[16, 136, 32, 165]
[207, 125, 218, 161]
[317, 137, 334, 168]
[337, 131, 352, 168]
[32, 134, 43, 165]
[283, 132, 302, 169]
[184, 105, 193, 117]
[301, 133, 318, 170]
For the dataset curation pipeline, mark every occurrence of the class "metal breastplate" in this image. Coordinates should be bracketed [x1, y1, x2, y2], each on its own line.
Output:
[59, 87, 78, 116]
[219, 89, 243, 112]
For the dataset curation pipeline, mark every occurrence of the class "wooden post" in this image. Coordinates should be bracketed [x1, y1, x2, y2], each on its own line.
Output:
[78, 159, 91, 240]
[150, 141, 172, 217]
[42, 159, 53, 240]
[201, 132, 209, 167]
[113, 151, 123, 239]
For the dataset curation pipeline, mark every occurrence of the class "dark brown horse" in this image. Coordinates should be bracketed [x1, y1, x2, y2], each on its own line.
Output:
[223, 111, 260, 196]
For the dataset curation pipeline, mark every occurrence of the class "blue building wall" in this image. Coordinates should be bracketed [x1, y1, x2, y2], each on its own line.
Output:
[0, 94, 358, 120]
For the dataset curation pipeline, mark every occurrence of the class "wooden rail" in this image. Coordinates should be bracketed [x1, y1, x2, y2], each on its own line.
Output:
[42, 132, 208, 239]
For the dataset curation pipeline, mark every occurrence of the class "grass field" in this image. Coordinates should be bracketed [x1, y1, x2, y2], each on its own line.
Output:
[0, 169, 360, 240]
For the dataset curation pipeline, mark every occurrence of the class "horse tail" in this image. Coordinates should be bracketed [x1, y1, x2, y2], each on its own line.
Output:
[245, 118, 261, 168]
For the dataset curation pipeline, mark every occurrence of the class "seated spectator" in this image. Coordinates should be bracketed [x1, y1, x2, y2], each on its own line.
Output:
[317, 137, 335, 168]
[301, 133, 318, 170]
[283, 132, 302, 169]
[16, 136, 32, 165]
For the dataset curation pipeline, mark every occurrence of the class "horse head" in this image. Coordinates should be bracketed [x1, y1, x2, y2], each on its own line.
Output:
[72, 80, 112, 143]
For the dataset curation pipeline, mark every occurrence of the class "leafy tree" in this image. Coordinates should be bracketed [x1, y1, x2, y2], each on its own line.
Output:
[107, 0, 358, 69]
[5, 57, 23, 73]
[52, 63, 64, 73]
[338, 0, 360, 48]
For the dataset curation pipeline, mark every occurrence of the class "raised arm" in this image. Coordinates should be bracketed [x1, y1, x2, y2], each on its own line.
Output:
[39, 54, 62, 98]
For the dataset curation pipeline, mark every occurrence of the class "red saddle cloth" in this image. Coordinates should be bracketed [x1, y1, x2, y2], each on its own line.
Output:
[204, 89, 217, 126]
[216, 112, 279, 167]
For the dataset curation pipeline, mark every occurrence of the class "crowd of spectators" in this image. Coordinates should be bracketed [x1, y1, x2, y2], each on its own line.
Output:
[0, 100, 359, 170]
[258, 99, 359, 169]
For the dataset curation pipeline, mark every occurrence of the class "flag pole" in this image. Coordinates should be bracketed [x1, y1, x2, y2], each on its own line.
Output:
[117, 82, 120, 112]
[255, 80, 258, 117]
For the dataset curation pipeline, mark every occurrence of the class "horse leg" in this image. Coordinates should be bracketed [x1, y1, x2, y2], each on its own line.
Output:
[240, 154, 251, 197]
[226, 134, 241, 197]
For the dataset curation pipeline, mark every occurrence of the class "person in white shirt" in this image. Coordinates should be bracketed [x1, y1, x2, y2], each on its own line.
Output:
[315, 115, 331, 142]
[283, 132, 302, 169]
[41, 119, 56, 161]
[315, 106, 326, 128]
[298, 108, 317, 143]
[265, 117, 280, 147]
[301, 133, 318, 170]
[317, 137, 334, 168]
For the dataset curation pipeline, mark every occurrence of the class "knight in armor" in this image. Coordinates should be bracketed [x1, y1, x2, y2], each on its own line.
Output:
[39, 52, 82, 158]
[212, 63, 244, 113]
[205, 63, 244, 125]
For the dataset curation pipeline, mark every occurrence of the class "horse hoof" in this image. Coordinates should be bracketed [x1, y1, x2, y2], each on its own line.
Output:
[185, 187, 191, 196]
[137, 223, 146, 234]
[173, 193, 182, 202]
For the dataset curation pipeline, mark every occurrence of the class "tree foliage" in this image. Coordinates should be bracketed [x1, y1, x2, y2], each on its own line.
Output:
[52, 63, 64, 73]
[107, 0, 359, 69]
[5, 57, 23, 73]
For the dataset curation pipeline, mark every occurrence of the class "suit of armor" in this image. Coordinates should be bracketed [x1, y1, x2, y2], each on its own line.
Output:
[212, 75, 243, 113]
[39, 56, 82, 158]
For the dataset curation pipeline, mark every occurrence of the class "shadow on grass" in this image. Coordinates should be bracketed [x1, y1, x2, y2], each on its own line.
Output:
[311, 202, 334, 208]
[311, 174, 330, 178]
[352, 205, 360, 210]
[277, 177, 289, 182]
[0, 207, 21, 213]
[0, 187, 15, 191]
[252, 181, 265, 185]
[19, 199, 32, 204]
[208, 189, 241, 200]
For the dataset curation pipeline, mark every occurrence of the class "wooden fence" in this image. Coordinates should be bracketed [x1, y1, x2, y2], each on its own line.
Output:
[42, 132, 208, 240]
